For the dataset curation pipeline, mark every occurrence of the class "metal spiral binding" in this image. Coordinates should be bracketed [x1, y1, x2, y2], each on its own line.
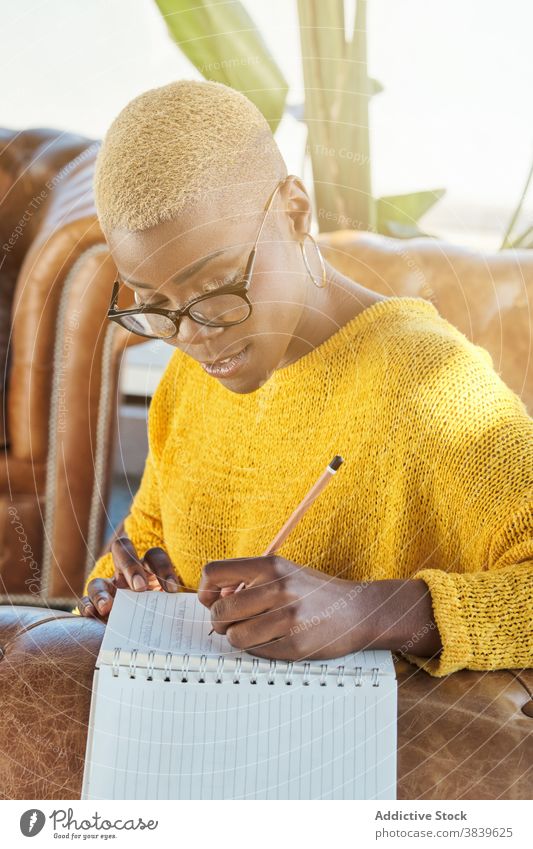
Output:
[198, 654, 207, 682]
[129, 649, 138, 679]
[146, 650, 155, 680]
[110, 651, 379, 686]
[285, 661, 294, 685]
[250, 658, 259, 684]
[112, 648, 121, 678]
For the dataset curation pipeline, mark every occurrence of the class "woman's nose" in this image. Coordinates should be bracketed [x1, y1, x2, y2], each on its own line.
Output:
[175, 314, 225, 345]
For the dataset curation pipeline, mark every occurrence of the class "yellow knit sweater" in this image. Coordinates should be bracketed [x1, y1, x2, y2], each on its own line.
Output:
[78, 296, 533, 677]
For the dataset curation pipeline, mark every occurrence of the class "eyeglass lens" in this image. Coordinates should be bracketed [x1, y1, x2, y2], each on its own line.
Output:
[118, 293, 251, 338]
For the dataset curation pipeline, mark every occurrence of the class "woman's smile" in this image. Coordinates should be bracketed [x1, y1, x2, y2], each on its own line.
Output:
[199, 343, 250, 377]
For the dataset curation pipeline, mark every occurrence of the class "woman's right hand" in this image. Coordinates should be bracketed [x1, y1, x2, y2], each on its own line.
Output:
[77, 536, 187, 621]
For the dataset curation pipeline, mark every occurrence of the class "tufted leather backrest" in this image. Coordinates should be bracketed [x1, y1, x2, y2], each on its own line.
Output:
[319, 230, 533, 414]
[0, 130, 142, 607]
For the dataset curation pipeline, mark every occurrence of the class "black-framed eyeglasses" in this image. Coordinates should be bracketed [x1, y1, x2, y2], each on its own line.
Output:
[107, 176, 290, 340]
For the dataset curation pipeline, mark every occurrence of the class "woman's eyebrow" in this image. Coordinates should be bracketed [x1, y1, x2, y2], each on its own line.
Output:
[172, 248, 230, 285]
[179, 269, 241, 308]
[123, 261, 243, 309]
[121, 248, 232, 290]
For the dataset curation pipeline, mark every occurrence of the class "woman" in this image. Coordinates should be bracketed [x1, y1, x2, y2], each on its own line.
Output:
[76, 80, 533, 678]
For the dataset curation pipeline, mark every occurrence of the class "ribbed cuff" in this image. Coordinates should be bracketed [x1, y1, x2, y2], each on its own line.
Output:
[400, 568, 474, 677]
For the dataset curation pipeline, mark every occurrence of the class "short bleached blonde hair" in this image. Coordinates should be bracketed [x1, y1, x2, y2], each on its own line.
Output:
[93, 79, 287, 233]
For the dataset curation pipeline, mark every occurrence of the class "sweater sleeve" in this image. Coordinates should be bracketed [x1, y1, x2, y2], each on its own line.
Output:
[75, 351, 181, 610]
[70, 446, 167, 615]
[398, 328, 533, 677]
[79, 445, 167, 599]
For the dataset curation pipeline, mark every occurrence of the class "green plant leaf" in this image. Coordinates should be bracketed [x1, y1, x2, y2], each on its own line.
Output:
[378, 219, 436, 239]
[369, 77, 384, 97]
[500, 157, 533, 249]
[154, 0, 288, 132]
[298, 0, 375, 232]
[506, 224, 533, 249]
[376, 189, 445, 233]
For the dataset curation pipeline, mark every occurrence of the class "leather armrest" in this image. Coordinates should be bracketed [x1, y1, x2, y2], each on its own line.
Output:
[0, 606, 531, 800]
[0, 606, 105, 798]
[393, 656, 533, 799]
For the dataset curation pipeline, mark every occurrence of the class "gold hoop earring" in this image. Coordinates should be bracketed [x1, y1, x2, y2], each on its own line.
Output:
[300, 233, 327, 288]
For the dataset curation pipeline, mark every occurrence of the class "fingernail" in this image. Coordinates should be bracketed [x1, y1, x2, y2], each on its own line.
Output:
[133, 574, 146, 590]
[97, 599, 107, 613]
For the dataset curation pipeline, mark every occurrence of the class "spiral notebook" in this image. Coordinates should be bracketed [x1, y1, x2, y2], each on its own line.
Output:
[82, 588, 397, 800]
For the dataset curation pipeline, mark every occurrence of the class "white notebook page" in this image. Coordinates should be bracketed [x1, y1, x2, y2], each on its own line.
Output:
[82, 664, 397, 800]
[97, 588, 395, 677]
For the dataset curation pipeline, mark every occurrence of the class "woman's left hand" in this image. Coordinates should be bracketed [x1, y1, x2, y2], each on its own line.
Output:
[197, 555, 368, 660]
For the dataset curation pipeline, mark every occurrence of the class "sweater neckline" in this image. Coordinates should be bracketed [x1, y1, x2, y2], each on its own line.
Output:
[269, 295, 439, 387]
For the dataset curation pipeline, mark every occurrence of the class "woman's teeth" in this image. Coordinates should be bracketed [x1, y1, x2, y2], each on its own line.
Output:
[200, 345, 249, 377]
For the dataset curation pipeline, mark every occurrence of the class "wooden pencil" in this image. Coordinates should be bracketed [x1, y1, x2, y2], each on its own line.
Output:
[207, 455, 344, 635]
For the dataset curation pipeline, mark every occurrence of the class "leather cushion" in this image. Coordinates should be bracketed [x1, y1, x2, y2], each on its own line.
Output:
[0, 607, 531, 799]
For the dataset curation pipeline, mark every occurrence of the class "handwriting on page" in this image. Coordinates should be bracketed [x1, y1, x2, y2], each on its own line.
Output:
[124, 591, 234, 657]
[109, 590, 390, 673]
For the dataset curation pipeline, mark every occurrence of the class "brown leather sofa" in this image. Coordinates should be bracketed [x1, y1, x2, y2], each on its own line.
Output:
[1, 130, 532, 609]
[0, 128, 145, 608]
[1, 129, 532, 800]
[0, 605, 531, 799]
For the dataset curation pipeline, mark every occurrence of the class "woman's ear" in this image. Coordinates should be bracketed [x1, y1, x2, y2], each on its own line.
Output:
[280, 175, 312, 239]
